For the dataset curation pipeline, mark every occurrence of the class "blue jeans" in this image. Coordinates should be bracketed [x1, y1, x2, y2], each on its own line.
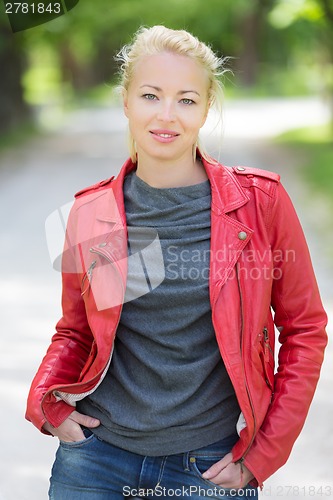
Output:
[49, 430, 258, 499]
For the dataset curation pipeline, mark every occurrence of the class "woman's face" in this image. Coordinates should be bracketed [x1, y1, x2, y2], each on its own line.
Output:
[123, 52, 209, 166]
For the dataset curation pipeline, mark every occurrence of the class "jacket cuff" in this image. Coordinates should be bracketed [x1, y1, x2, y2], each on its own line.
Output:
[42, 399, 76, 429]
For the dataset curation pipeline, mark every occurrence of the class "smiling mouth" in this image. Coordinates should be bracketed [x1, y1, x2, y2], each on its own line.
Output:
[150, 130, 180, 138]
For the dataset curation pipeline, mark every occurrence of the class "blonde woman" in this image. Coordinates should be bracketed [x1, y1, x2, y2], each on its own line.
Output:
[26, 26, 327, 499]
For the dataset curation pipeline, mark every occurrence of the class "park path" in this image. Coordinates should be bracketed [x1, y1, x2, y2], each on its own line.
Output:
[0, 98, 332, 499]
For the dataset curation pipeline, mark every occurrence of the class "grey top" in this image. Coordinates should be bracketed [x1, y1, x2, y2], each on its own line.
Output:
[77, 171, 240, 455]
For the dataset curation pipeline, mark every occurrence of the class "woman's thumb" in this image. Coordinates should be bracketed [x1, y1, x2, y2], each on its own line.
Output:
[71, 410, 100, 428]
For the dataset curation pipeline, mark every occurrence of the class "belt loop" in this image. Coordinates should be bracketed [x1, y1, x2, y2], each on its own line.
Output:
[183, 451, 190, 471]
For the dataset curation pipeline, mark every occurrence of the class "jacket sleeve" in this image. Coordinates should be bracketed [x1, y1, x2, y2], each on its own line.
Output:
[243, 182, 328, 485]
[25, 205, 94, 433]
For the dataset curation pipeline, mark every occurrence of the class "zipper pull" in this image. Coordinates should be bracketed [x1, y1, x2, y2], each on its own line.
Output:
[81, 260, 97, 296]
[87, 260, 97, 282]
[263, 327, 270, 362]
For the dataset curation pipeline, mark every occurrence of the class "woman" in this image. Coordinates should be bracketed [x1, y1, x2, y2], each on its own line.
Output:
[26, 26, 327, 499]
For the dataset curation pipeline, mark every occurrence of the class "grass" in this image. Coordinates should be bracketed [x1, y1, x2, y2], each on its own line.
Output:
[276, 122, 333, 205]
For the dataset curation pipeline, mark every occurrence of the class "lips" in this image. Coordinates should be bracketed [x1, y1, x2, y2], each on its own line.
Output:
[150, 129, 179, 137]
[150, 129, 180, 143]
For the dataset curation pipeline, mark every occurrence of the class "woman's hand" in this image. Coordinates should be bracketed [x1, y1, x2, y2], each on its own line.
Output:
[202, 452, 254, 488]
[43, 410, 100, 443]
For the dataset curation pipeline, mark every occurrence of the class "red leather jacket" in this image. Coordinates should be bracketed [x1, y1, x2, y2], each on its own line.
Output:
[26, 156, 327, 487]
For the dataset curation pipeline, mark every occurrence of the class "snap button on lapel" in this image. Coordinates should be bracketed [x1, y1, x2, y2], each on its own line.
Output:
[238, 231, 247, 240]
[237, 167, 246, 171]
[99, 242, 107, 247]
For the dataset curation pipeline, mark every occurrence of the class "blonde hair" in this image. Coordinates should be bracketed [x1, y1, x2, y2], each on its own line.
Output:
[116, 25, 228, 163]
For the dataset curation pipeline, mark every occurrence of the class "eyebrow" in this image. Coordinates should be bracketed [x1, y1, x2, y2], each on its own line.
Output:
[140, 85, 200, 96]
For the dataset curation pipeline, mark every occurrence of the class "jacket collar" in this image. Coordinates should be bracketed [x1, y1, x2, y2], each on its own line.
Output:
[200, 155, 250, 214]
[96, 158, 135, 225]
[104, 154, 250, 220]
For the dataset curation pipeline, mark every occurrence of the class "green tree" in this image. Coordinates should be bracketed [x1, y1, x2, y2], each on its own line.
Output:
[269, 0, 333, 120]
[2, 0, 330, 136]
[0, 20, 30, 135]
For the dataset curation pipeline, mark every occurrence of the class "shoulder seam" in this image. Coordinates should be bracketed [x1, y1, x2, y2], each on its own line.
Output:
[75, 176, 115, 198]
[229, 166, 280, 183]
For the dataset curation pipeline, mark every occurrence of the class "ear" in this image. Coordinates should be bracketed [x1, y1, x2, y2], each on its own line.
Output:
[123, 89, 129, 118]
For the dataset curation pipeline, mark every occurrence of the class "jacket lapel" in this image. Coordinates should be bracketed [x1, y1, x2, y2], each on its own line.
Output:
[203, 158, 254, 289]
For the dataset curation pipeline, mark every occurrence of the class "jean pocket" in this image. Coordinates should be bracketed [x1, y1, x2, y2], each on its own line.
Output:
[59, 428, 96, 449]
[189, 455, 233, 491]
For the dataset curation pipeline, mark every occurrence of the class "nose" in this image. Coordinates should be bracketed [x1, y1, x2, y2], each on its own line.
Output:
[157, 99, 176, 122]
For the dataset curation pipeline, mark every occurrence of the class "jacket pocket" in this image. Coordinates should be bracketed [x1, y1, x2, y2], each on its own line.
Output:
[258, 327, 274, 391]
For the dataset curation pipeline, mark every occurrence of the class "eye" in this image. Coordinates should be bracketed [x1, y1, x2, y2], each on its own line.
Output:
[143, 93, 158, 101]
[180, 98, 195, 105]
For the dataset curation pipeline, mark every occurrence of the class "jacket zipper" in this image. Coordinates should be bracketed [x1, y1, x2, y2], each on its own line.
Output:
[88, 244, 125, 315]
[81, 259, 97, 296]
[263, 326, 274, 358]
[236, 262, 257, 462]
[42, 246, 125, 412]
[261, 326, 274, 392]
[79, 245, 125, 385]
[89, 246, 124, 283]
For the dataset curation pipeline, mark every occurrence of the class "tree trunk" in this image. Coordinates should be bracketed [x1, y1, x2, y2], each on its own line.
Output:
[0, 25, 30, 135]
[235, 0, 272, 87]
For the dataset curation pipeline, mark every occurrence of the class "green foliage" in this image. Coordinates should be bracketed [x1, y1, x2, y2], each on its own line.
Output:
[276, 123, 333, 208]
[268, 0, 324, 28]
[18, 0, 242, 104]
[3, 0, 333, 123]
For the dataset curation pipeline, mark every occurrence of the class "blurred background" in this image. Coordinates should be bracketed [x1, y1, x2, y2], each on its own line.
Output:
[0, 0, 332, 499]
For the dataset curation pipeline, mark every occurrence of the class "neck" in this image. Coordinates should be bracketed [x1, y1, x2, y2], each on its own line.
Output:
[135, 153, 208, 188]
